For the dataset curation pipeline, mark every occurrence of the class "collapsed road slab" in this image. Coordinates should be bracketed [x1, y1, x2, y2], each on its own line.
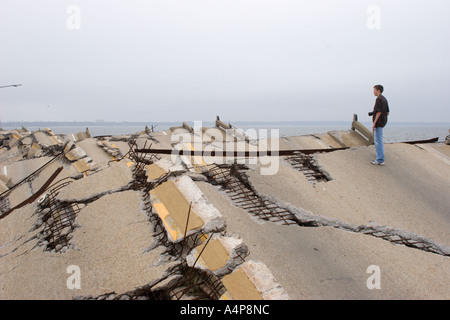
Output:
[186, 234, 249, 276]
[149, 175, 226, 243]
[0, 190, 174, 299]
[220, 260, 290, 300]
[1, 121, 449, 300]
[57, 160, 133, 202]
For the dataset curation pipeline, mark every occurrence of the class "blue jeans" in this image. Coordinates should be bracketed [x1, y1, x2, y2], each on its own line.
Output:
[373, 127, 385, 163]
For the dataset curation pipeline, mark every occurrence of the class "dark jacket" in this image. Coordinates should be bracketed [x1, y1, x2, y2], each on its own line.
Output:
[373, 95, 389, 128]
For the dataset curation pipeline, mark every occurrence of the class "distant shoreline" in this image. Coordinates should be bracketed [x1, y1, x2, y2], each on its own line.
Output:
[2, 120, 448, 143]
[2, 120, 450, 128]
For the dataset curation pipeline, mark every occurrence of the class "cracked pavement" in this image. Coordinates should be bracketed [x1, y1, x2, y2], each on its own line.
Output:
[1, 124, 449, 299]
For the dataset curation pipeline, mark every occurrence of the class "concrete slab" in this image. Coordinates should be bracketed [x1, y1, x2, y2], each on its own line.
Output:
[316, 132, 347, 148]
[7, 183, 31, 209]
[21, 136, 33, 146]
[192, 238, 230, 271]
[77, 138, 114, 168]
[186, 234, 249, 276]
[274, 130, 370, 151]
[73, 158, 94, 174]
[427, 143, 450, 157]
[221, 266, 263, 300]
[101, 140, 130, 159]
[144, 133, 174, 150]
[64, 145, 87, 162]
[33, 131, 60, 147]
[244, 143, 450, 247]
[151, 180, 204, 242]
[3, 157, 53, 185]
[418, 143, 450, 165]
[338, 130, 372, 147]
[174, 175, 226, 234]
[314, 143, 450, 245]
[73, 129, 91, 142]
[57, 160, 133, 202]
[0, 202, 39, 259]
[8, 133, 22, 148]
[68, 191, 171, 297]
[150, 174, 226, 242]
[0, 182, 8, 193]
[220, 260, 289, 300]
[194, 144, 450, 299]
[277, 135, 329, 150]
[145, 163, 168, 180]
[0, 174, 13, 189]
[0, 146, 28, 165]
[97, 140, 123, 160]
[31, 161, 74, 194]
[26, 143, 43, 158]
[0, 190, 173, 299]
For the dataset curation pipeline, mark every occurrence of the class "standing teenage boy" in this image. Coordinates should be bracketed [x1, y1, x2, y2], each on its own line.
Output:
[371, 85, 389, 165]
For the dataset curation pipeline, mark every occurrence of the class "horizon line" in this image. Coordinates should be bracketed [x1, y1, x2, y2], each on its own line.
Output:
[2, 120, 450, 125]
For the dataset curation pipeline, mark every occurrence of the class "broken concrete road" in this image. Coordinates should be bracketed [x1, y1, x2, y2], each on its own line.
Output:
[0, 121, 449, 300]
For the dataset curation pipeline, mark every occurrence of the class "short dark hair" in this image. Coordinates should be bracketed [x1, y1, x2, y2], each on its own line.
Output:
[374, 85, 384, 93]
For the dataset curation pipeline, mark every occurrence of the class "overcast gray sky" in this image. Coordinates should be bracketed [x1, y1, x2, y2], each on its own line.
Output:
[1, 0, 449, 123]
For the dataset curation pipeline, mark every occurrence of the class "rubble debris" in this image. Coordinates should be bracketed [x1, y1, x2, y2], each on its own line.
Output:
[1, 118, 449, 300]
[186, 234, 249, 277]
[220, 260, 290, 300]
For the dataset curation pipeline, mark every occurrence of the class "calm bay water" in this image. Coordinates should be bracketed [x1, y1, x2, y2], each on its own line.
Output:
[2, 121, 449, 143]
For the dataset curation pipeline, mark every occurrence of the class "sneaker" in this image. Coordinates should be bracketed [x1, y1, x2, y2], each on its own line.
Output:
[371, 160, 385, 166]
